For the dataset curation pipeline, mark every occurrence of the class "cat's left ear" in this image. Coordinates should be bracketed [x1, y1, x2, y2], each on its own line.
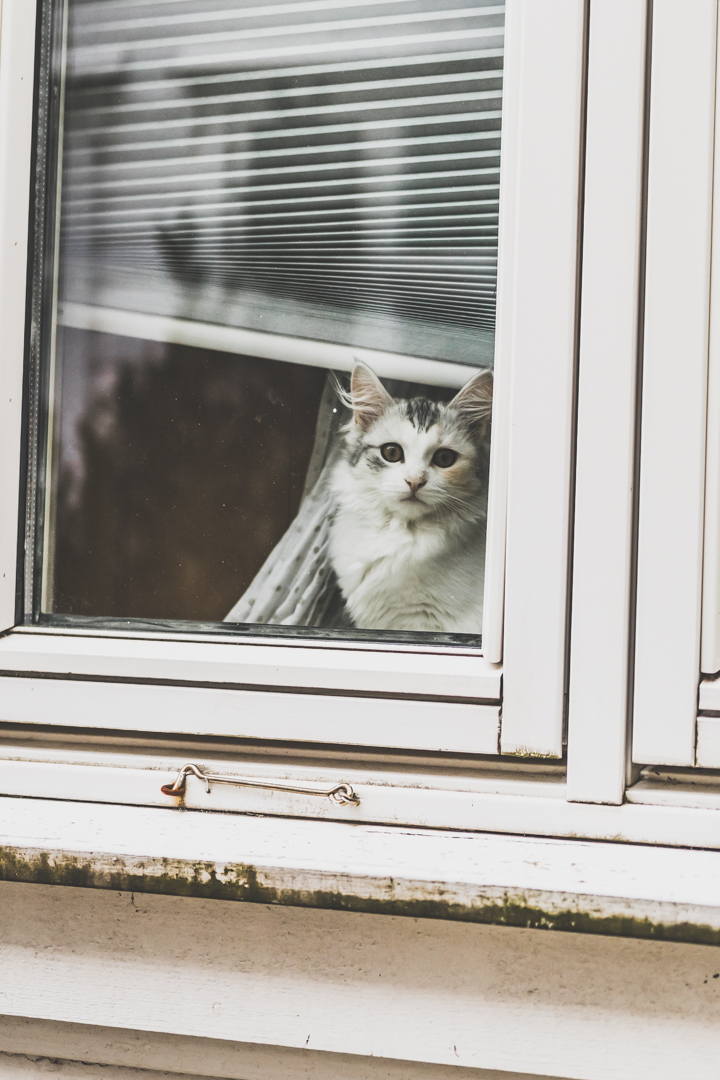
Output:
[450, 368, 493, 434]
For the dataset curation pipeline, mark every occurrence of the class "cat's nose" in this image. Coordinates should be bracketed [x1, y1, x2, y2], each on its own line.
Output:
[405, 477, 427, 496]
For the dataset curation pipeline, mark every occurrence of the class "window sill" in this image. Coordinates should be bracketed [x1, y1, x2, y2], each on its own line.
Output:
[0, 795, 719, 946]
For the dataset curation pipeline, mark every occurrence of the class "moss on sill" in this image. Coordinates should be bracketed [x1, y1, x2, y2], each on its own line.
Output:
[0, 845, 718, 947]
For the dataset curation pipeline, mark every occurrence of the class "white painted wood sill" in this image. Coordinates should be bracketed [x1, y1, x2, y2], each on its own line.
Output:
[0, 795, 719, 946]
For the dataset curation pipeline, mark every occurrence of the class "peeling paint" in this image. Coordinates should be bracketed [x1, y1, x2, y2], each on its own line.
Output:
[0, 846, 719, 946]
[504, 750, 565, 761]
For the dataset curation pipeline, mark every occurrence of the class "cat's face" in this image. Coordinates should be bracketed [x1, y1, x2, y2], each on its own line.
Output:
[340, 363, 493, 524]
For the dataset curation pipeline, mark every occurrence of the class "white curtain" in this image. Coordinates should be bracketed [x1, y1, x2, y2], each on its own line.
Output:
[224, 376, 350, 627]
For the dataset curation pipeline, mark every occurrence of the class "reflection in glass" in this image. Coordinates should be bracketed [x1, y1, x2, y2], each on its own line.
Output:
[36, 0, 504, 638]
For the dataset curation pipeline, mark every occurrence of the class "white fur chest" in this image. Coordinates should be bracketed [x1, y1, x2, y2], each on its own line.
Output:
[329, 502, 485, 633]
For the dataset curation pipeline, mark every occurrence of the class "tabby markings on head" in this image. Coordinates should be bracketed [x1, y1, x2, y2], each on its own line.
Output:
[329, 361, 493, 634]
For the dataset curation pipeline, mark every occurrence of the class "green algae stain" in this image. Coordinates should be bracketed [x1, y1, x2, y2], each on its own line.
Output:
[0, 846, 718, 947]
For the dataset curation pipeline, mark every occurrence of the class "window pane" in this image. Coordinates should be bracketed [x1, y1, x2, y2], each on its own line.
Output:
[27, 0, 504, 642]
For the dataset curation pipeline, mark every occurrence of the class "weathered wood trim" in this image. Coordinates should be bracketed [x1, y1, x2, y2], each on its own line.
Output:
[1, 796, 720, 945]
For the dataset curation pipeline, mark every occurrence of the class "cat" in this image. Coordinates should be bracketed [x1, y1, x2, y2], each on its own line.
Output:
[328, 362, 493, 633]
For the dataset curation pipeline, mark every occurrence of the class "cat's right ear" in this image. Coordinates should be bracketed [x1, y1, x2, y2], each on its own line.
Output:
[350, 362, 393, 430]
[450, 368, 493, 433]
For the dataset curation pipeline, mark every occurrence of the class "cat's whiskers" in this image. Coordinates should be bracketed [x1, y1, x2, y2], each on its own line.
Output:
[431, 489, 483, 524]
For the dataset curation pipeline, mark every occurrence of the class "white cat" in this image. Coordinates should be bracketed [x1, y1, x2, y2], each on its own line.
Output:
[329, 362, 493, 633]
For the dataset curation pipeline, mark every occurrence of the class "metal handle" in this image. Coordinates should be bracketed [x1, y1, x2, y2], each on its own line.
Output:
[160, 762, 360, 806]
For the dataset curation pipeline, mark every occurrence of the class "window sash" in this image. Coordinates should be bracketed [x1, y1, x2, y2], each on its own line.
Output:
[632, 0, 718, 769]
[0, 629, 502, 755]
[0, 0, 586, 763]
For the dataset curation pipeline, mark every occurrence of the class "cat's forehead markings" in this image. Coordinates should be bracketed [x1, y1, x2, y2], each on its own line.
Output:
[389, 416, 429, 437]
[394, 418, 444, 452]
[404, 397, 442, 431]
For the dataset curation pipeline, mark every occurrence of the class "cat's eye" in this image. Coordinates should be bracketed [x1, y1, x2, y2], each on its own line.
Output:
[432, 448, 459, 469]
[380, 443, 404, 463]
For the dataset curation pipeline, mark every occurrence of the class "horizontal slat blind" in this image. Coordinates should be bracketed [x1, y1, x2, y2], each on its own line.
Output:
[58, 0, 504, 365]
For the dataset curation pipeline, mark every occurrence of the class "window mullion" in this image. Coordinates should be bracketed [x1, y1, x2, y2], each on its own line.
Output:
[566, 0, 649, 805]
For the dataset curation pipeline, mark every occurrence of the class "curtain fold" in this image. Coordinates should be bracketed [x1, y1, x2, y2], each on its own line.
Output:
[224, 374, 350, 627]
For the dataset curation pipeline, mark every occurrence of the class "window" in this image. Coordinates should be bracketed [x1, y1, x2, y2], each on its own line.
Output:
[601, 0, 720, 831]
[38, 0, 502, 640]
[14, 0, 718, 849]
[0, 0, 586, 769]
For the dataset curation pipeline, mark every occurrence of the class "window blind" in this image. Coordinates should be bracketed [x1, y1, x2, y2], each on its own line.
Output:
[59, 0, 504, 366]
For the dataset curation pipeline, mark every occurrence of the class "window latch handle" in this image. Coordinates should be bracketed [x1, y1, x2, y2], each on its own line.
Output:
[160, 762, 360, 806]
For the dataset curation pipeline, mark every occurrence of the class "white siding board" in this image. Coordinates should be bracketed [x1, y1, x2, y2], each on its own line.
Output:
[0, 881, 720, 1079]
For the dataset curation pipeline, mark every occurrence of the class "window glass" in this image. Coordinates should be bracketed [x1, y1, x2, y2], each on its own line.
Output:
[27, 0, 504, 642]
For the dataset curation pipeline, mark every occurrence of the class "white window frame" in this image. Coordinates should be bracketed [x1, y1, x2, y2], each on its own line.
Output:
[0, 0, 586, 764]
[626, 0, 720, 824]
[574, 0, 720, 850]
[10, 0, 720, 855]
[632, 0, 720, 771]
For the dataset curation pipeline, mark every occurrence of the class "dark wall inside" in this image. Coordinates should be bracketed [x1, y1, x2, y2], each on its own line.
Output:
[50, 328, 326, 621]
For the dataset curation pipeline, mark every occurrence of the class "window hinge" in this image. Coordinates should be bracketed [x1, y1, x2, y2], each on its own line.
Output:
[160, 762, 360, 806]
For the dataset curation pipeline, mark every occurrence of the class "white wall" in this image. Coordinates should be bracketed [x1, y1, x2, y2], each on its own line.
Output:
[0, 883, 719, 1080]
